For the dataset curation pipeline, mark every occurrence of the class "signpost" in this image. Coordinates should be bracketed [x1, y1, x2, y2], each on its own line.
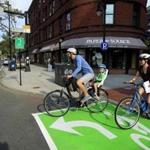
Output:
[101, 41, 108, 51]
[15, 37, 25, 86]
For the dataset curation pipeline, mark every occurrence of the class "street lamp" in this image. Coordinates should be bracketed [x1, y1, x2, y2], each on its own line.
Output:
[96, 0, 106, 45]
[58, 38, 63, 63]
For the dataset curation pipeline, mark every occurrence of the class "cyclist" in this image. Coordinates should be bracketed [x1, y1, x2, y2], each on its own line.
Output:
[94, 64, 108, 98]
[129, 53, 150, 113]
[66, 48, 94, 105]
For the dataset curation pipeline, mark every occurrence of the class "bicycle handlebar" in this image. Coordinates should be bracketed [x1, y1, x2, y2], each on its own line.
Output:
[123, 81, 142, 87]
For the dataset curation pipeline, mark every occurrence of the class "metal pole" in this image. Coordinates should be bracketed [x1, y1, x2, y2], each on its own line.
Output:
[19, 49, 22, 85]
[7, 2, 12, 60]
[59, 41, 61, 63]
[25, 11, 28, 57]
[103, 3, 106, 43]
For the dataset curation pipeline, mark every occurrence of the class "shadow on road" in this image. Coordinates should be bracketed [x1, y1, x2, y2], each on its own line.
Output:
[0, 142, 9, 150]
[37, 103, 45, 112]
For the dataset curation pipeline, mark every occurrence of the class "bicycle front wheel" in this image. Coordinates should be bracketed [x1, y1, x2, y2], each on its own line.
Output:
[86, 89, 108, 113]
[44, 90, 70, 117]
[115, 97, 140, 129]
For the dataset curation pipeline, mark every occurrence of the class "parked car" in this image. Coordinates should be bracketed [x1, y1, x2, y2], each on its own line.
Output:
[3, 59, 9, 65]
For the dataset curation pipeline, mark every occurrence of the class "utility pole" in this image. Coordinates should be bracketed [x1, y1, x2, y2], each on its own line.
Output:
[6, 1, 12, 60]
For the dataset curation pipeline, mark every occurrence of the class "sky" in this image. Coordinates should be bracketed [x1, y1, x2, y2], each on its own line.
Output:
[10, 0, 32, 28]
[147, 0, 150, 6]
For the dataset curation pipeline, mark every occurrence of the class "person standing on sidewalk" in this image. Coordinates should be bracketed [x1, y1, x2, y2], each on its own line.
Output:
[129, 53, 150, 113]
[66, 48, 94, 105]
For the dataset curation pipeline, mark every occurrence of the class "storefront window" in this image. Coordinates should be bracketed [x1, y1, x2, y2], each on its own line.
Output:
[112, 50, 123, 69]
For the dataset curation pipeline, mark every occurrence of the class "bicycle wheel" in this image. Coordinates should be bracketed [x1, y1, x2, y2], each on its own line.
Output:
[115, 97, 140, 129]
[86, 89, 108, 113]
[44, 90, 70, 117]
[146, 110, 150, 119]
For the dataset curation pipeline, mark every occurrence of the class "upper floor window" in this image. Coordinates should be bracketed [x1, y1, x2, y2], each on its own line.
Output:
[105, 4, 114, 24]
[59, 16, 63, 34]
[66, 12, 71, 31]
[132, 4, 140, 27]
[52, 0, 55, 14]
[49, 0, 55, 16]
[47, 25, 53, 39]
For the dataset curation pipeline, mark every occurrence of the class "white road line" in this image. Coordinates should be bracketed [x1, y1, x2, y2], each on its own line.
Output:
[32, 113, 57, 150]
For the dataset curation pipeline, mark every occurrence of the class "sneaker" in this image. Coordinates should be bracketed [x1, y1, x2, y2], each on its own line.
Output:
[80, 95, 92, 106]
[145, 105, 150, 114]
[94, 93, 99, 100]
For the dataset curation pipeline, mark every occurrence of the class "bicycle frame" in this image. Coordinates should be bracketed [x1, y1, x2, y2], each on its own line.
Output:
[130, 84, 148, 113]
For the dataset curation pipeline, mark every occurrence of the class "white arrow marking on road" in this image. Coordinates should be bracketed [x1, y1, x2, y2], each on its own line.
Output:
[50, 117, 117, 139]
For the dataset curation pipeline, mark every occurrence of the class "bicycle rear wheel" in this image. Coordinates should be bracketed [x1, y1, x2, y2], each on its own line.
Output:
[44, 90, 70, 117]
[115, 97, 140, 129]
[146, 110, 150, 119]
[86, 89, 108, 113]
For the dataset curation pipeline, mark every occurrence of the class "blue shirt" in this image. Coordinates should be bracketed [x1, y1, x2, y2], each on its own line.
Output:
[72, 55, 94, 78]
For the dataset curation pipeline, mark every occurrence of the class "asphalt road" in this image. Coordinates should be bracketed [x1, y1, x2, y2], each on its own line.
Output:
[0, 85, 49, 150]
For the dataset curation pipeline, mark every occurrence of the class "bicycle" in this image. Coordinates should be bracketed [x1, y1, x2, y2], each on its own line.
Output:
[44, 76, 109, 117]
[114, 82, 150, 129]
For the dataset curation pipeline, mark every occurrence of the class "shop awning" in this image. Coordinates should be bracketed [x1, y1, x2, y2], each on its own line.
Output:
[61, 37, 148, 49]
[32, 49, 38, 54]
[39, 43, 59, 53]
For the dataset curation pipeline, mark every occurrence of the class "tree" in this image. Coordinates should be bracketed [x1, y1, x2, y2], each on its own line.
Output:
[0, 0, 23, 57]
[145, 39, 150, 52]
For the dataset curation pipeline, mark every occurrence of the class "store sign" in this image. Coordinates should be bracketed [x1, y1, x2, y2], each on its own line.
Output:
[86, 39, 131, 44]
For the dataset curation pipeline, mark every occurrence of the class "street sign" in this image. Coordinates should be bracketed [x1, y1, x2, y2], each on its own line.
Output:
[12, 28, 24, 33]
[12, 26, 30, 33]
[23, 25, 31, 33]
[101, 41, 108, 51]
[15, 37, 25, 49]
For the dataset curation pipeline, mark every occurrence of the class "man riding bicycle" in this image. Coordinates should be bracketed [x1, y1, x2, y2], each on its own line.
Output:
[66, 48, 94, 105]
[129, 53, 150, 113]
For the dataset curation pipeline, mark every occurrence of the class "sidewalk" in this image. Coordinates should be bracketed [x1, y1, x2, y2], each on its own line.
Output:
[0, 64, 134, 100]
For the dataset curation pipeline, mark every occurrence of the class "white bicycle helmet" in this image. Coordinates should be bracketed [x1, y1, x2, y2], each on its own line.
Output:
[99, 64, 106, 69]
[139, 53, 150, 59]
[67, 48, 77, 54]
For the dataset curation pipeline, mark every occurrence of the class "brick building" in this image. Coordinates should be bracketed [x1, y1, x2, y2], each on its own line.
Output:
[27, 0, 148, 74]
[147, 6, 150, 39]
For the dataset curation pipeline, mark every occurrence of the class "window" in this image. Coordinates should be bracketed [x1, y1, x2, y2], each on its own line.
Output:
[105, 4, 114, 24]
[59, 16, 63, 34]
[47, 25, 53, 39]
[49, 3, 52, 16]
[66, 12, 71, 31]
[49, 0, 55, 16]
[132, 4, 140, 27]
[52, 0, 55, 14]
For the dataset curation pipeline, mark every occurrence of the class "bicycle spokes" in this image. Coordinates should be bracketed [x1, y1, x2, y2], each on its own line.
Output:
[115, 97, 140, 129]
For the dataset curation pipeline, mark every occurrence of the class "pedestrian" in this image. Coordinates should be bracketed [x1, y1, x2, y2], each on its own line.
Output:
[47, 57, 52, 72]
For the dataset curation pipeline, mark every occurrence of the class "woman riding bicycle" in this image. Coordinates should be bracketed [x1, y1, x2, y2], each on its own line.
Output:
[129, 53, 150, 113]
[66, 48, 94, 105]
